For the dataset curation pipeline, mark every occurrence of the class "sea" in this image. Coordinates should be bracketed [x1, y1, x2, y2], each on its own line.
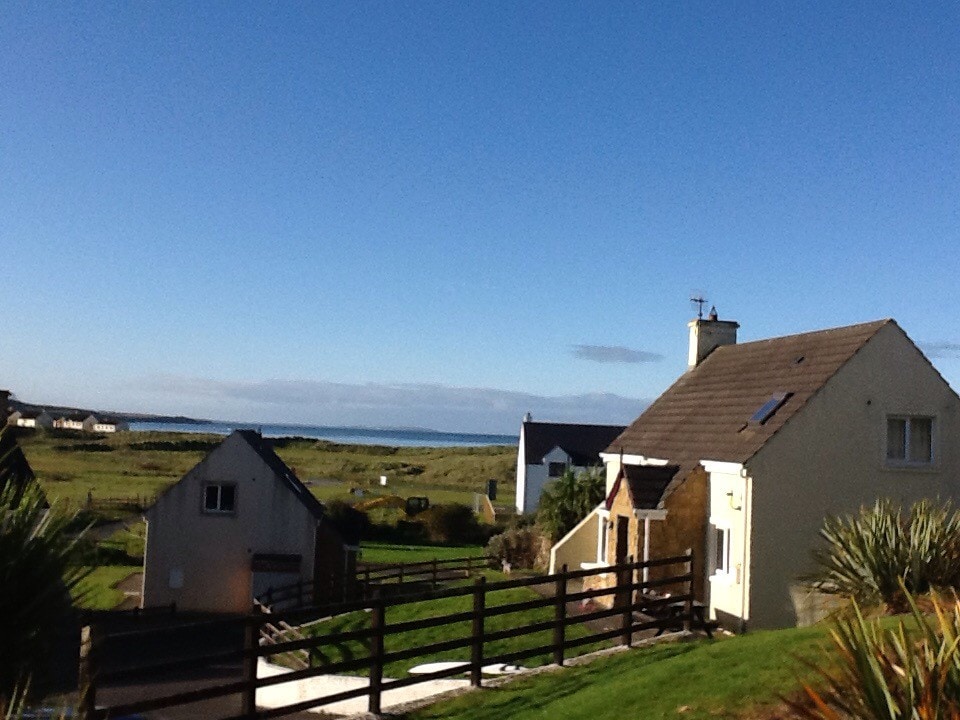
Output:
[128, 421, 517, 448]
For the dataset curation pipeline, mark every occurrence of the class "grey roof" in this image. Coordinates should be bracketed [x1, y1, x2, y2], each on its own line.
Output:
[522, 421, 626, 467]
[606, 464, 680, 511]
[606, 319, 897, 499]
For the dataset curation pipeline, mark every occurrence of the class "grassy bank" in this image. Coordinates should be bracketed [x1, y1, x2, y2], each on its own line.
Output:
[17, 429, 516, 514]
[360, 542, 488, 564]
[405, 624, 832, 720]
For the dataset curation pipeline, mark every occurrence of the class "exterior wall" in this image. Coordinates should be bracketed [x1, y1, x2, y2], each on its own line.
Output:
[747, 322, 960, 628]
[549, 509, 601, 574]
[94, 423, 117, 433]
[704, 462, 751, 629]
[141, 434, 320, 614]
[517, 449, 571, 516]
[18, 417, 36, 428]
[515, 426, 527, 514]
[646, 467, 709, 601]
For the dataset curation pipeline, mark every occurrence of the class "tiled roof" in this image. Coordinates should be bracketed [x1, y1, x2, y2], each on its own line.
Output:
[522, 421, 626, 466]
[606, 319, 894, 488]
[606, 464, 680, 511]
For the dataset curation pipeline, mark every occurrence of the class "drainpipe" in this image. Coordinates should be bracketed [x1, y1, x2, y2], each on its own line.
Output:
[739, 472, 750, 632]
[642, 517, 651, 584]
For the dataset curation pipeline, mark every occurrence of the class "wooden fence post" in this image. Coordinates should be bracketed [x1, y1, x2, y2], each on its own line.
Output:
[683, 548, 694, 633]
[621, 555, 634, 647]
[369, 591, 385, 715]
[431, 558, 438, 589]
[78, 624, 100, 720]
[398, 565, 404, 585]
[470, 575, 486, 687]
[553, 565, 567, 666]
[242, 610, 261, 718]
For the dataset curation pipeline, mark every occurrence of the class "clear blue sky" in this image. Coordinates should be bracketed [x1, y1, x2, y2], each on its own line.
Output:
[2, 2, 959, 432]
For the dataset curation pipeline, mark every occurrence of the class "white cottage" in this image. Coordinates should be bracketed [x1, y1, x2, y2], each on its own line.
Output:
[552, 312, 960, 630]
[142, 430, 357, 614]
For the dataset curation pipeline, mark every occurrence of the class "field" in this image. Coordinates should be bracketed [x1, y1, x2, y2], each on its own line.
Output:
[16, 428, 517, 513]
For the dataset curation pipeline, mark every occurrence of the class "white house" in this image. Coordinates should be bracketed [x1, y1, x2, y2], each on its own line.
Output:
[142, 430, 358, 614]
[54, 413, 90, 431]
[551, 311, 960, 630]
[515, 417, 625, 514]
[7, 409, 54, 428]
[92, 416, 129, 433]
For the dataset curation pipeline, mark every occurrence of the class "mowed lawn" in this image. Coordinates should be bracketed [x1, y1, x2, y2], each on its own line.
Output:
[17, 429, 517, 512]
[300, 572, 611, 678]
[360, 542, 488, 564]
[73, 565, 140, 610]
[405, 624, 832, 720]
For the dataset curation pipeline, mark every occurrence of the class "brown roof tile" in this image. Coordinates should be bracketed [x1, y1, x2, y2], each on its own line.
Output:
[606, 319, 893, 489]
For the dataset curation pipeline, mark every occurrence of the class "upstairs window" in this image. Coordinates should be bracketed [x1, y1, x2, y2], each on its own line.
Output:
[887, 417, 933, 465]
[548, 462, 567, 477]
[203, 483, 237, 514]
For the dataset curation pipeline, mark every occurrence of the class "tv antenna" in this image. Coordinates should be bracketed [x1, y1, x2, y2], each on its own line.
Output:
[690, 293, 708, 320]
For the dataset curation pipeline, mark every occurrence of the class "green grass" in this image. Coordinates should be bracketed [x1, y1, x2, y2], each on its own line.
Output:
[73, 565, 139, 610]
[300, 572, 609, 677]
[404, 624, 833, 720]
[17, 429, 516, 518]
[360, 542, 488, 564]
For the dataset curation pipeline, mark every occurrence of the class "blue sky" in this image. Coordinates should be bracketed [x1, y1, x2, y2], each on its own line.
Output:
[2, 2, 959, 432]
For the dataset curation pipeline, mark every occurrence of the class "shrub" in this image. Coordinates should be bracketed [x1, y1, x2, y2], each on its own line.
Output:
[486, 526, 548, 570]
[416, 503, 483, 544]
[788, 591, 960, 719]
[812, 498, 960, 612]
[536, 467, 605, 542]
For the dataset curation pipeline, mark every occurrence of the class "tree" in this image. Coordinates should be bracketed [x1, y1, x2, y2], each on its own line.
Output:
[536, 467, 605, 542]
[0, 430, 89, 710]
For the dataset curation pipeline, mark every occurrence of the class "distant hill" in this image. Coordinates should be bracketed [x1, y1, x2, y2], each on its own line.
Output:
[8, 398, 210, 425]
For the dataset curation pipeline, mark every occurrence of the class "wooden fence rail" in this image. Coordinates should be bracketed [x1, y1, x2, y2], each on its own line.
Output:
[257, 554, 494, 611]
[79, 550, 699, 720]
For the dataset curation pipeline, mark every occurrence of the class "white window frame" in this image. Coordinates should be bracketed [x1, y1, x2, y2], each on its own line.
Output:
[202, 483, 237, 514]
[886, 415, 935, 467]
[709, 519, 733, 582]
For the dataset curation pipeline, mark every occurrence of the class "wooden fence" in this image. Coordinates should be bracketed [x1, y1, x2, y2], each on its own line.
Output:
[257, 554, 494, 610]
[78, 551, 698, 720]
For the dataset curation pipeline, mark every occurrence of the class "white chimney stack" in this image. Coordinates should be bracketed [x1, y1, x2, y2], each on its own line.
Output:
[688, 307, 739, 368]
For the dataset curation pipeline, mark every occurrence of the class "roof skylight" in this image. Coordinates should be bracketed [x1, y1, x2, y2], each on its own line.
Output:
[749, 392, 793, 425]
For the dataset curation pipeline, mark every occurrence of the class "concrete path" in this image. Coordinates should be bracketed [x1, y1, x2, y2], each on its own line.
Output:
[256, 659, 470, 716]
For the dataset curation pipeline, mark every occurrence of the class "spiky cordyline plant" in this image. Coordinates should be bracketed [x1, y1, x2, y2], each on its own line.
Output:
[787, 590, 960, 720]
[536, 467, 605, 542]
[813, 499, 960, 612]
[0, 433, 90, 711]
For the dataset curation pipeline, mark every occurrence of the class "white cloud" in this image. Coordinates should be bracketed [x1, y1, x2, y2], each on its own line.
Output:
[571, 344, 664, 364]
[921, 341, 960, 360]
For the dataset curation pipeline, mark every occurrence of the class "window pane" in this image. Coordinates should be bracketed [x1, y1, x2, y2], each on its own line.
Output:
[204, 485, 219, 510]
[220, 485, 236, 512]
[548, 462, 565, 477]
[887, 418, 906, 460]
[715, 527, 725, 572]
[909, 418, 932, 463]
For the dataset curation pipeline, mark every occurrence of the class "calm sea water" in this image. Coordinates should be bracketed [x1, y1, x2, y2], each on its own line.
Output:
[129, 420, 517, 448]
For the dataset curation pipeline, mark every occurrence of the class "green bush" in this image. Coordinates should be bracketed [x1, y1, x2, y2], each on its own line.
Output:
[812, 499, 960, 612]
[486, 526, 547, 570]
[416, 503, 483, 544]
[536, 467, 605, 542]
[788, 591, 960, 719]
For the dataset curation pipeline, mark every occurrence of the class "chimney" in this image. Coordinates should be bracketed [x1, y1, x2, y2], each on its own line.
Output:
[688, 307, 739, 368]
[522, 412, 532, 423]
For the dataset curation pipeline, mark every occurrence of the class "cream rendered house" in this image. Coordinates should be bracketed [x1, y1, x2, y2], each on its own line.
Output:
[142, 430, 356, 614]
[551, 312, 960, 630]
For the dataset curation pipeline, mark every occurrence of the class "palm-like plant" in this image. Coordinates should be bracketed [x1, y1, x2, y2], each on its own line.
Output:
[0, 430, 89, 711]
[536, 467, 605, 542]
[813, 499, 960, 612]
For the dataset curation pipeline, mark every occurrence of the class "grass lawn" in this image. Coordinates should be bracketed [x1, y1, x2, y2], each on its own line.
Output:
[404, 624, 833, 720]
[73, 565, 140, 610]
[301, 571, 610, 677]
[359, 542, 488, 564]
